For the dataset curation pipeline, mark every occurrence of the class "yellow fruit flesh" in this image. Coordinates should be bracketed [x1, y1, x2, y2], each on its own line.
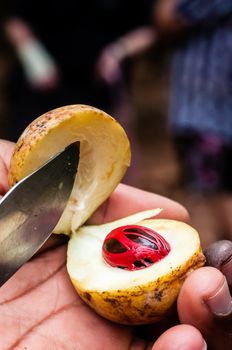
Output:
[72, 249, 204, 325]
[9, 105, 131, 234]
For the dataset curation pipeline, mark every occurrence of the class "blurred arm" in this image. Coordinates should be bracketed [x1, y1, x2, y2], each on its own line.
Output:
[95, 27, 156, 85]
[4, 17, 59, 90]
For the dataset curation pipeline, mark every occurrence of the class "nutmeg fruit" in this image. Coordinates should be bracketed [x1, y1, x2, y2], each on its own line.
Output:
[67, 209, 205, 324]
[8, 104, 205, 325]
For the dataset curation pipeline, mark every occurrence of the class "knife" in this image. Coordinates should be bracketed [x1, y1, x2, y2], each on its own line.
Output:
[0, 142, 80, 286]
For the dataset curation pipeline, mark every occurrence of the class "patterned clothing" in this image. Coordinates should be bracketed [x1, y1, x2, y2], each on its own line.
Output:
[169, 0, 232, 191]
[169, 0, 232, 143]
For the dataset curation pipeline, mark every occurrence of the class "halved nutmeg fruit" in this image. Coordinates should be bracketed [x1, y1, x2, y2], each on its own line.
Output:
[8, 105, 205, 325]
[67, 209, 205, 325]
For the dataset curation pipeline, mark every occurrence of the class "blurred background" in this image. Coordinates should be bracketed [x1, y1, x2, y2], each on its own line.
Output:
[1, 0, 232, 248]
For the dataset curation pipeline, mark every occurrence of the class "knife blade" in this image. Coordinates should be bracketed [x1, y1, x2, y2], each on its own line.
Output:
[0, 142, 80, 286]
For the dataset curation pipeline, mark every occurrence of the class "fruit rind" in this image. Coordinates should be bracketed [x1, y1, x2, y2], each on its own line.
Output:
[8, 105, 131, 234]
[72, 248, 205, 325]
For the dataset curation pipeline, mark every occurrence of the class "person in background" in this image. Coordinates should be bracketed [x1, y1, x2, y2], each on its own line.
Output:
[155, 0, 232, 241]
[95, 26, 156, 186]
[0, 0, 154, 140]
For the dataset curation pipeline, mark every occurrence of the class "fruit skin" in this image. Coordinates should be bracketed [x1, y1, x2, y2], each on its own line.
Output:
[71, 249, 205, 325]
[8, 104, 131, 235]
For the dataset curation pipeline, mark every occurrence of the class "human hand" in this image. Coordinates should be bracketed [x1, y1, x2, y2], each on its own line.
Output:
[0, 139, 231, 349]
[95, 27, 155, 85]
[176, 240, 232, 350]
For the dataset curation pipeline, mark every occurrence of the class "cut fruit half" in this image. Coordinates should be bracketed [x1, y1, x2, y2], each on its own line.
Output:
[8, 105, 131, 235]
[67, 209, 205, 325]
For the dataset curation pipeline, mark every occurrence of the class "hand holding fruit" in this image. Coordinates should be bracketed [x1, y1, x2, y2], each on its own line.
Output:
[8, 105, 205, 325]
[0, 105, 231, 349]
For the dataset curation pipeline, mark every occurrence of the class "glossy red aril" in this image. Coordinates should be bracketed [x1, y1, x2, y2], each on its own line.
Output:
[102, 225, 171, 271]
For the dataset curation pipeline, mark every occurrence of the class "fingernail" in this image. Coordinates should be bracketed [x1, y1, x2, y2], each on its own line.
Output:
[205, 277, 232, 316]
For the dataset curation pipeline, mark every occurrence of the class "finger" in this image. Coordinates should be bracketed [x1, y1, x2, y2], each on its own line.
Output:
[152, 324, 206, 350]
[0, 140, 15, 195]
[89, 183, 189, 224]
[178, 266, 232, 344]
[0, 140, 15, 168]
[178, 267, 232, 329]
[204, 240, 232, 287]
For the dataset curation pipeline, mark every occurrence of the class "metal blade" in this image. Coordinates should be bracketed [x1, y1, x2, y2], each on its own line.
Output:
[0, 142, 80, 286]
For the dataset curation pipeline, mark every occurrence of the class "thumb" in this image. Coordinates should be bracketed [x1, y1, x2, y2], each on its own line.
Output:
[177, 266, 232, 349]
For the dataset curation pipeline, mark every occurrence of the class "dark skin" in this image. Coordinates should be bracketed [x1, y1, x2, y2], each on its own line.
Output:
[0, 140, 231, 349]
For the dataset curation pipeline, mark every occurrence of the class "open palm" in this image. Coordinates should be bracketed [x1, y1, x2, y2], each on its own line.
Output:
[0, 240, 139, 350]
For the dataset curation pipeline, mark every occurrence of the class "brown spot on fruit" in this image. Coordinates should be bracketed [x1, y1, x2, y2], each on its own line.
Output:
[83, 292, 92, 302]
[154, 291, 162, 302]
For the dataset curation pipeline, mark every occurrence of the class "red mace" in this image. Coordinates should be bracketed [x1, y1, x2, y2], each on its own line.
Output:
[102, 225, 171, 271]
